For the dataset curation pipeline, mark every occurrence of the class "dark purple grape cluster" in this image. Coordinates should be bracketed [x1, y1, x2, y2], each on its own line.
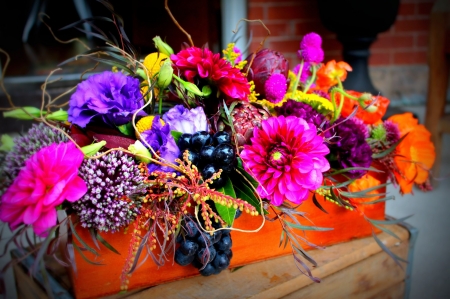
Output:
[174, 214, 235, 276]
[177, 131, 235, 189]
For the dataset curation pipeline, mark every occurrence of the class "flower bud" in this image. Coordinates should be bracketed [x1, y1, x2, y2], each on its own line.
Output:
[46, 110, 68, 121]
[0, 134, 14, 152]
[153, 36, 174, 56]
[81, 141, 106, 157]
[3, 106, 44, 119]
[359, 93, 373, 102]
[364, 104, 378, 113]
[157, 60, 173, 89]
[128, 140, 152, 163]
[143, 52, 169, 79]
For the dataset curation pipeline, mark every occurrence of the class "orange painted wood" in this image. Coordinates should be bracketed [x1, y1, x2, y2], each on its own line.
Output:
[69, 185, 386, 299]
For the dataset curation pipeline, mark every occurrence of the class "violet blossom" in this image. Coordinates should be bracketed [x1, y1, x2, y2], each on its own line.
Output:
[162, 105, 209, 134]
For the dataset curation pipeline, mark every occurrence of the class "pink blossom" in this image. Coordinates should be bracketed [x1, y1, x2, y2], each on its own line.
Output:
[264, 73, 287, 104]
[240, 116, 330, 206]
[298, 32, 324, 64]
[0, 142, 87, 237]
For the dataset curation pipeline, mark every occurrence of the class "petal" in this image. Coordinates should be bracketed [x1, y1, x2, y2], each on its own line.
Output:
[33, 209, 57, 237]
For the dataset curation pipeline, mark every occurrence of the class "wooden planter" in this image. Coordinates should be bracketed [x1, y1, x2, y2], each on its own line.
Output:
[70, 182, 385, 299]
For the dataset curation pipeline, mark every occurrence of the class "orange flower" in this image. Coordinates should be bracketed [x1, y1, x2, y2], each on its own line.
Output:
[316, 60, 352, 90]
[337, 91, 390, 125]
[388, 113, 435, 194]
[348, 171, 386, 214]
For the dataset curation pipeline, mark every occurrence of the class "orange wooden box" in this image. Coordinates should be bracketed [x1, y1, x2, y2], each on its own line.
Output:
[69, 189, 385, 299]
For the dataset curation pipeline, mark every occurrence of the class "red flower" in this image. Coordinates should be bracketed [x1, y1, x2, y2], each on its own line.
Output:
[337, 91, 390, 125]
[171, 47, 250, 101]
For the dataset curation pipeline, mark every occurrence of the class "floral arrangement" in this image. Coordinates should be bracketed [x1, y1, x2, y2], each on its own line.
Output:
[0, 3, 436, 294]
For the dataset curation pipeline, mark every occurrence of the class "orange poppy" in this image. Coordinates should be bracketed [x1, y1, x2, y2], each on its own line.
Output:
[316, 60, 352, 90]
[337, 91, 390, 125]
[388, 113, 435, 194]
[348, 170, 386, 214]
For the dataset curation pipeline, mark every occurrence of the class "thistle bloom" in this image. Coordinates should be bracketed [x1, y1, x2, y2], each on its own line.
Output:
[329, 118, 372, 179]
[171, 47, 250, 101]
[241, 116, 330, 206]
[0, 142, 87, 237]
[162, 105, 209, 134]
[68, 71, 146, 128]
[298, 32, 324, 64]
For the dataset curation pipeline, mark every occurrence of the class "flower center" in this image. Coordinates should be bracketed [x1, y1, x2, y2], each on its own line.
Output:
[268, 146, 290, 169]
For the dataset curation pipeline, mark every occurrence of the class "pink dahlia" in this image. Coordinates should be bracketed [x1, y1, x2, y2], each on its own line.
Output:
[240, 116, 330, 206]
[0, 142, 87, 237]
[171, 46, 250, 101]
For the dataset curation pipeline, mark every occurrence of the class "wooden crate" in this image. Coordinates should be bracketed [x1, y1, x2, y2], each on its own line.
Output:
[13, 221, 414, 299]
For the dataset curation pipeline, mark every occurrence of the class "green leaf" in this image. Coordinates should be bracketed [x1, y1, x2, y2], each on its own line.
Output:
[46, 110, 68, 121]
[69, 218, 99, 256]
[95, 231, 120, 255]
[117, 122, 135, 137]
[3, 107, 45, 119]
[201, 85, 212, 97]
[216, 177, 237, 226]
[81, 141, 107, 157]
[232, 179, 268, 215]
[171, 130, 183, 143]
[312, 193, 328, 214]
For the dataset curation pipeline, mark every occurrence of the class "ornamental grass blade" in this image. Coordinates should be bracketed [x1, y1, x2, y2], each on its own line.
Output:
[88, 57, 134, 74]
[325, 166, 384, 177]
[372, 223, 402, 241]
[58, 16, 114, 31]
[372, 133, 409, 159]
[367, 215, 413, 226]
[312, 193, 328, 214]
[284, 221, 333, 231]
[69, 218, 99, 256]
[95, 232, 121, 255]
[73, 243, 105, 266]
[371, 230, 407, 268]
[358, 195, 396, 205]
[31, 226, 57, 276]
[88, 228, 101, 250]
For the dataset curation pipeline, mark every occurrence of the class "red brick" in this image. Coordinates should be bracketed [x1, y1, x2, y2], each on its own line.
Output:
[295, 20, 333, 36]
[418, 2, 434, 16]
[394, 18, 430, 33]
[324, 51, 342, 62]
[321, 36, 343, 52]
[393, 50, 427, 64]
[371, 35, 414, 50]
[250, 23, 289, 38]
[267, 4, 318, 20]
[416, 33, 430, 48]
[369, 51, 392, 66]
[248, 6, 264, 20]
[270, 40, 301, 53]
[398, 3, 416, 16]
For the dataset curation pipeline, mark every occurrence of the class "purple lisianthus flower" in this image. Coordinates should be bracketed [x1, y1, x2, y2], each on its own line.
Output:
[275, 100, 328, 134]
[141, 116, 180, 173]
[329, 117, 373, 178]
[298, 32, 324, 64]
[68, 71, 146, 128]
[162, 105, 209, 134]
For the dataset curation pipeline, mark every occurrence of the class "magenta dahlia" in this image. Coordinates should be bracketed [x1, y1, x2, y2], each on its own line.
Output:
[240, 116, 330, 206]
[171, 46, 250, 101]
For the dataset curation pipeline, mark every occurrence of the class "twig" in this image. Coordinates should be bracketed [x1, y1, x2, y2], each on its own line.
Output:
[0, 49, 14, 108]
[164, 0, 194, 47]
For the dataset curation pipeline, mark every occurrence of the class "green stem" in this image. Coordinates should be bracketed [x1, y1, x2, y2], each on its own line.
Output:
[158, 93, 163, 115]
[330, 86, 359, 123]
[291, 60, 304, 93]
[303, 64, 317, 93]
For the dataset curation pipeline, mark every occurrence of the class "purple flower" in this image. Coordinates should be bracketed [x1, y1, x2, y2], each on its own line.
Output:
[298, 32, 324, 64]
[162, 105, 209, 134]
[293, 62, 312, 83]
[73, 150, 144, 232]
[68, 71, 146, 128]
[329, 118, 373, 178]
[141, 116, 180, 173]
[264, 74, 287, 103]
[275, 100, 327, 132]
[384, 120, 400, 145]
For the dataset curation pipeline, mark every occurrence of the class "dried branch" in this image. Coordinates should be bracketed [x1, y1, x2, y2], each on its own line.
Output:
[164, 0, 194, 47]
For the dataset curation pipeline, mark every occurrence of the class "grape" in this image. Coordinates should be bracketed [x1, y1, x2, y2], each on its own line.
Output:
[197, 246, 217, 264]
[234, 209, 242, 219]
[201, 164, 225, 188]
[215, 235, 232, 251]
[199, 145, 215, 165]
[177, 133, 192, 151]
[179, 240, 199, 256]
[212, 252, 230, 271]
[199, 263, 217, 276]
[223, 249, 233, 260]
[213, 143, 235, 166]
[184, 149, 199, 165]
[184, 220, 200, 238]
[213, 131, 231, 146]
[174, 248, 195, 266]
[191, 131, 212, 150]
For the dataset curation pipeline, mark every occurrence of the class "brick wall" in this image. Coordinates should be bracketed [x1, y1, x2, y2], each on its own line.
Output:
[247, 0, 435, 67]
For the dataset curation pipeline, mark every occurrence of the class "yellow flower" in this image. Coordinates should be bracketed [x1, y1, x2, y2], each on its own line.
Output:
[143, 52, 169, 79]
[284, 90, 334, 116]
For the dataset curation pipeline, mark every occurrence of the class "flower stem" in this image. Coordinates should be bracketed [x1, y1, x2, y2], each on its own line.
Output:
[291, 60, 304, 93]
[303, 64, 317, 93]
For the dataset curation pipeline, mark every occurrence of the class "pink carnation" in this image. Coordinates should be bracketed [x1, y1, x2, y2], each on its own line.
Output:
[171, 46, 250, 101]
[0, 142, 87, 237]
[241, 116, 330, 206]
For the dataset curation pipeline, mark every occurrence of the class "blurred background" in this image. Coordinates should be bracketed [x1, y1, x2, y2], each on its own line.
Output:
[1, 0, 449, 298]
